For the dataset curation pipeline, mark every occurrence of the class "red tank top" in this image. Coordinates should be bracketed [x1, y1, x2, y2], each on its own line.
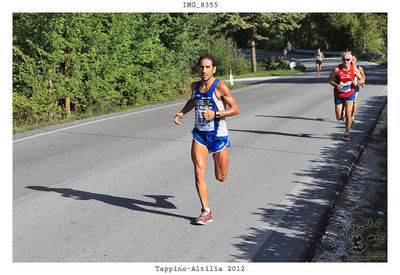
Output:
[334, 64, 355, 98]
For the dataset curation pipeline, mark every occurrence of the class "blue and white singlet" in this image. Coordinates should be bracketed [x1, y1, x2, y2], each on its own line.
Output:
[192, 79, 228, 137]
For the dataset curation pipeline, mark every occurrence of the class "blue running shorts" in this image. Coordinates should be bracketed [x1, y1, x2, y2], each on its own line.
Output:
[334, 92, 356, 105]
[192, 128, 230, 154]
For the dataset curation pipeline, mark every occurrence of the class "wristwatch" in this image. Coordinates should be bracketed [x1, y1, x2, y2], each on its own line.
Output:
[215, 111, 220, 119]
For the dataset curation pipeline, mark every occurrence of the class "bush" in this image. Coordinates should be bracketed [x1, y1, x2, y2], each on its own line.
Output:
[13, 13, 245, 129]
[260, 57, 291, 70]
[295, 64, 307, 72]
[277, 59, 290, 70]
[196, 38, 246, 76]
[229, 57, 251, 75]
[261, 57, 276, 70]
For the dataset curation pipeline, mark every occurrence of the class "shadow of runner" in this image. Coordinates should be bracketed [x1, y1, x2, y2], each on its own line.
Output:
[26, 186, 195, 223]
[254, 115, 329, 122]
[229, 128, 332, 140]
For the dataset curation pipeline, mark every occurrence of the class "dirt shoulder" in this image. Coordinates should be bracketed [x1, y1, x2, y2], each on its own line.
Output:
[311, 104, 387, 262]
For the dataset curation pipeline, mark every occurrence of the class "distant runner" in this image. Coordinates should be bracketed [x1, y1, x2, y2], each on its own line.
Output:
[328, 51, 364, 141]
[351, 54, 366, 124]
[282, 47, 288, 60]
[314, 48, 324, 76]
[173, 54, 240, 225]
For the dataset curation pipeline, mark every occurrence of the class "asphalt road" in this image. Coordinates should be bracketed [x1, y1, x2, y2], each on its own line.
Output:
[13, 58, 387, 262]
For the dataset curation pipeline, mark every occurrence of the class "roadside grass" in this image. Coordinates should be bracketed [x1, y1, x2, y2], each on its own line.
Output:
[225, 83, 248, 90]
[13, 68, 302, 134]
[220, 68, 304, 80]
[359, 57, 387, 68]
[371, 58, 387, 68]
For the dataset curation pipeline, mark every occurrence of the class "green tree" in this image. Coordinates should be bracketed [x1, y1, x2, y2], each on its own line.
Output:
[13, 13, 65, 124]
[12, 13, 260, 129]
[289, 13, 387, 55]
[220, 13, 305, 72]
[355, 13, 387, 55]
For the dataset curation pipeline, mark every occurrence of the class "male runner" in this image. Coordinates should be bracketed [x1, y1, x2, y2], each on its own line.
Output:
[314, 48, 324, 76]
[173, 54, 240, 225]
[328, 51, 364, 141]
[351, 54, 366, 124]
[282, 47, 288, 60]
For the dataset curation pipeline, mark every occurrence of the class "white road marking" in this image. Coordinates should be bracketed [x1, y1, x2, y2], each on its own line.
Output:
[13, 101, 184, 143]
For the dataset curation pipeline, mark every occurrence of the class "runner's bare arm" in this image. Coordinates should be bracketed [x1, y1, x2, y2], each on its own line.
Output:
[328, 67, 341, 88]
[353, 67, 365, 86]
[174, 98, 195, 125]
[202, 82, 239, 120]
[358, 66, 366, 86]
[216, 81, 240, 117]
[174, 83, 196, 125]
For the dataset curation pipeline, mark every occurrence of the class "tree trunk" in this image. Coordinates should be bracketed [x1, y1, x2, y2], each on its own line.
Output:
[65, 52, 71, 119]
[48, 76, 55, 121]
[250, 27, 257, 73]
[65, 28, 71, 119]
[65, 96, 71, 118]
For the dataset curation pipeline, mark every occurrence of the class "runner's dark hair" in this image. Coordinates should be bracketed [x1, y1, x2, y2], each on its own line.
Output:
[198, 54, 216, 67]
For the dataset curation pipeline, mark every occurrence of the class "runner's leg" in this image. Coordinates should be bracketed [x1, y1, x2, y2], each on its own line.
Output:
[335, 103, 344, 121]
[352, 92, 359, 118]
[191, 140, 210, 209]
[212, 146, 229, 182]
[344, 100, 354, 133]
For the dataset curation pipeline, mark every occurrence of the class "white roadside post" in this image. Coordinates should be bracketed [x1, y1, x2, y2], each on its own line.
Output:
[229, 69, 234, 85]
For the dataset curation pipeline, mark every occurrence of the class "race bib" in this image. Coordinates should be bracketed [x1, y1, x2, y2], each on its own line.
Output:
[195, 108, 214, 131]
[339, 81, 352, 93]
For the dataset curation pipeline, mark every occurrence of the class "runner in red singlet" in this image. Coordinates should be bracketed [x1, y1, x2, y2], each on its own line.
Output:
[328, 51, 364, 141]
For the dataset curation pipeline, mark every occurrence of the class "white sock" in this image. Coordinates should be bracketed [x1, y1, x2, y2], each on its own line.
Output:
[204, 208, 210, 213]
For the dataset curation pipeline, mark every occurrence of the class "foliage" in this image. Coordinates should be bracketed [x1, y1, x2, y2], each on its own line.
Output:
[197, 37, 249, 76]
[219, 13, 305, 71]
[259, 57, 293, 70]
[285, 13, 387, 55]
[13, 12, 387, 129]
[220, 13, 305, 43]
[13, 13, 219, 127]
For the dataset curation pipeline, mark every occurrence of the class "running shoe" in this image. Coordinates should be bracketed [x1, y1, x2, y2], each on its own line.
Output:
[195, 208, 213, 225]
[344, 132, 350, 141]
[352, 117, 355, 124]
